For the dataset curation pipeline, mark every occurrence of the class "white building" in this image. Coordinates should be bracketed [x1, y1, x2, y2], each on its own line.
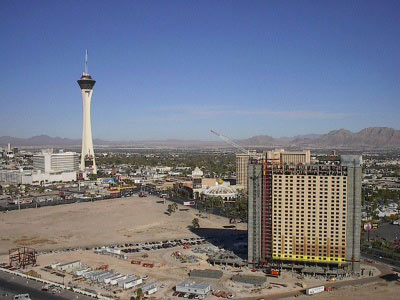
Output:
[141, 282, 157, 295]
[0, 170, 24, 185]
[33, 150, 79, 173]
[175, 280, 211, 296]
[56, 260, 82, 272]
[0, 169, 77, 185]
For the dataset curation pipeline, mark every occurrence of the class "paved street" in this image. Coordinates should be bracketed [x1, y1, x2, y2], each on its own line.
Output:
[0, 270, 92, 300]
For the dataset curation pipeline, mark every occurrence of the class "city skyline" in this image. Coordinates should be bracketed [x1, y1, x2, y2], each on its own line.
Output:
[1, 0, 399, 140]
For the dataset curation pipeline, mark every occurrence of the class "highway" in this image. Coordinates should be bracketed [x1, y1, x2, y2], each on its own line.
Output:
[0, 270, 93, 300]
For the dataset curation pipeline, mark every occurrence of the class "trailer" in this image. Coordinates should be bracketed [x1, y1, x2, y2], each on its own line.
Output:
[110, 275, 127, 285]
[90, 271, 109, 281]
[147, 287, 157, 295]
[104, 273, 122, 284]
[83, 271, 98, 279]
[101, 273, 118, 283]
[142, 282, 158, 295]
[117, 275, 136, 288]
[123, 278, 143, 289]
[96, 272, 113, 283]
[75, 267, 92, 276]
[306, 286, 325, 295]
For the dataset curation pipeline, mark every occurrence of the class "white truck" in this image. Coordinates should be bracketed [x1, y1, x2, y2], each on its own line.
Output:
[306, 286, 325, 295]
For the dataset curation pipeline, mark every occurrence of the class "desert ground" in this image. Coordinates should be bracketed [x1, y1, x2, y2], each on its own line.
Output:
[0, 196, 246, 254]
[0, 196, 398, 300]
[288, 280, 400, 300]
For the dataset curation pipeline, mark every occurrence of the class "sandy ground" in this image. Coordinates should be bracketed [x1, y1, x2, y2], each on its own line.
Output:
[0, 245, 381, 300]
[287, 280, 400, 300]
[0, 196, 246, 254]
[0, 196, 397, 300]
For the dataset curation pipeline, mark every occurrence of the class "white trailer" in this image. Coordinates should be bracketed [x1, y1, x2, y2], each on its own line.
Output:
[105, 274, 123, 284]
[83, 271, 97, 279]
[106, 247, 121, 255]
[50, 262, 60, 269]
[110, 275, 128, 285]
[75, 267, 91, 276]
[97, 272, 113, 282]
[306, 286, 325, 295]
[142, 282, 157, 295]
[91, 271, 109, 281]
[117, 276, 136, 288]
[146, 287, 157, 295]
[103, 273, 120, 284]
[123, 278, 143, 289]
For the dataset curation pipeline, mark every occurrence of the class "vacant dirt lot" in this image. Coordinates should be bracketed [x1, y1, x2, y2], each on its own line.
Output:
[0, 196, 245, 254]
[289, 280, 400, 300]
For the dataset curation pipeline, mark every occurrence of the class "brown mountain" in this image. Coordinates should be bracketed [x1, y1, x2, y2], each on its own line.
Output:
[312, 127, 400, 148]
[238, 127, 400, 149]
[0, 127, 399, 149]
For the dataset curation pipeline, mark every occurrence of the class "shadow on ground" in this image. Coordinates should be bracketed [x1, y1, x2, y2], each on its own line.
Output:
[380, 273, 400, 281]
[189, 227, 248, 259]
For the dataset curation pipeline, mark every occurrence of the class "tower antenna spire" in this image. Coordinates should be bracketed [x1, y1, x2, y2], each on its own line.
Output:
[85, 49, 88, 74]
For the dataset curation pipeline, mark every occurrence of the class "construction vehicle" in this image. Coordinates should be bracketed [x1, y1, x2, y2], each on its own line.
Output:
[263, 267, 280, 278]
[97, 264, 108, 270]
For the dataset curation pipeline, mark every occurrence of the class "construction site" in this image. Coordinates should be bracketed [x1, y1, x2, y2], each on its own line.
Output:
[0, 194, 385, 300]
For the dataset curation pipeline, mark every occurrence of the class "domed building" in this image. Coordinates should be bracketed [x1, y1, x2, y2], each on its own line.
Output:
[202, 183, 238, 202]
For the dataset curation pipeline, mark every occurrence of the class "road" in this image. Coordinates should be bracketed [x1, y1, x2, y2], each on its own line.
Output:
[237, 260, 395, 300]
[0, 271, 93, 300]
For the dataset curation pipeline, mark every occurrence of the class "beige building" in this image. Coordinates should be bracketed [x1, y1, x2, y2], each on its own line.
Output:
[236, 151, 263, 191]
[271, 168, 347, 264]
[248, 153, 362, 273]
[267, 149, 311, 165]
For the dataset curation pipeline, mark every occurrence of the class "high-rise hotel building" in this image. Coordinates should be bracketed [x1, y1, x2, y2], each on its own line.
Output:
[33, 150, 80, 173]
[248, 151, 362, 273]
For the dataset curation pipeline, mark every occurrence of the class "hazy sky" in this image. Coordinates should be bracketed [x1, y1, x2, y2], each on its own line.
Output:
[1, 0, 399, 140]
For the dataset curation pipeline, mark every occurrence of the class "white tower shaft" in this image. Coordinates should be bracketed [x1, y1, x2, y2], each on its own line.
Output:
[80, 88, 97, 174]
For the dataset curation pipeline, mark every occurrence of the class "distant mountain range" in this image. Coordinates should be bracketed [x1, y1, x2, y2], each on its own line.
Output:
[1, 127, 399, 149]
[237, 127, 400, 149]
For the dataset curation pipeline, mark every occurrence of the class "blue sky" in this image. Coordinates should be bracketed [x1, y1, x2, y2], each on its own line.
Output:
[0, 0, 399, 140]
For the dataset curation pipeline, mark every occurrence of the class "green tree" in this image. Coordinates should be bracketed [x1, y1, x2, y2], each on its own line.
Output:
[88, 173, 98, 181]
[167, 204, 174, 215]
[192, 218, 200, 229]
[135, 288, 144, 300]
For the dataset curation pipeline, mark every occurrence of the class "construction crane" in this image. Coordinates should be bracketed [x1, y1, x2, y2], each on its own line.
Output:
[210, 129, 250, 155]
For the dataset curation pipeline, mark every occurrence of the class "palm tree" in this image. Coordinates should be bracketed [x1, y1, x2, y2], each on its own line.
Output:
[136, 288, 144, 300]
[192, 218, 200, 229]
[167, 204, 173, 215]
[172, 203, 178, 212]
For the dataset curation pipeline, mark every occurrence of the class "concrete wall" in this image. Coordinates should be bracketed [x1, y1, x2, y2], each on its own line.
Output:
[342, 155, 362, 273]
[248, 163, 263, 265]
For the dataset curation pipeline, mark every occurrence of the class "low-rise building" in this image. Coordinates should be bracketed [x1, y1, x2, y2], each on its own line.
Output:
[56, 261, 82, 272]
[175, 280, 211, 296]
[141, 282, 158, 295]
